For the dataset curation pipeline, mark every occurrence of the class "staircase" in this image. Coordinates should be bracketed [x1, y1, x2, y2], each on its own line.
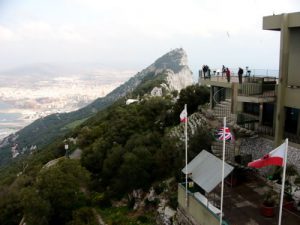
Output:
[170, 103, 256, 163]
[210, 99, 257, 161]
[233, 123, 257, 137]
[211, 141, 235, 162]
[211, 99, 236, 125]
[170, 112, 209, 141]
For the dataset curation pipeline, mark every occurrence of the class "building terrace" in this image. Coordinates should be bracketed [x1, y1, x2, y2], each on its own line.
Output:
[178, 170, 300, 225]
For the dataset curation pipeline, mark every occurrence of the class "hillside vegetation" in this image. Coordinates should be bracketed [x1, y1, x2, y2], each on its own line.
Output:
[0, 83, 211, 225]
[0, 48, 192, 167]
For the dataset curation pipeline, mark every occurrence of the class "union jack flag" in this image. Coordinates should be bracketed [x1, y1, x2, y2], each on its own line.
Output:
[215, 127, 234, 141]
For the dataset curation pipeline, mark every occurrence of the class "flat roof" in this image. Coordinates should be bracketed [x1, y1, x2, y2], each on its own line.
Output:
[182, 150, 234, 193]
[263, 12, 300, 30]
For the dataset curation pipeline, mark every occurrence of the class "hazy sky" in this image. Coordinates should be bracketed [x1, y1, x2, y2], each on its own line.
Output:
[0, 0, 299, 74]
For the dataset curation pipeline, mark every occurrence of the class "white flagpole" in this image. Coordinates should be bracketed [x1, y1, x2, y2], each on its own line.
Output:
[185, 104, 188, 207]
[278, 138, 288, 225]
[220, 117, 226, 225]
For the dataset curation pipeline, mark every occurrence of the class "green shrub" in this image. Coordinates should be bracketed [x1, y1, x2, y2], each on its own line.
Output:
[137, 215, 149, 223]
[91, 192, 111, 208]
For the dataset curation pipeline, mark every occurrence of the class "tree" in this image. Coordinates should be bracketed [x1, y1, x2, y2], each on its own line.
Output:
[113, 149, 153, 194]
[154, 135, 181, 178]
[0, 187, 22, 225]
[188, 126, 213, 159]
[21, 187, 50, 225]
[168, 84, 210, 126]
[102, 145, 124, 183]
[67, 207, 98, 225]
[36, 159, 90, 225]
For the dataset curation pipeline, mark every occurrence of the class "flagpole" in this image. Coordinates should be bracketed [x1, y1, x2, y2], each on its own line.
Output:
[184, 104, 188, 207]
[278, 138, 288, 225]
[220, 117, 226, 225]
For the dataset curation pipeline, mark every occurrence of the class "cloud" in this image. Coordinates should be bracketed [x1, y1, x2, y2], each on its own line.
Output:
[61, 0, 260, 40]
[3, 0, 299, 44]
[0, 25, 17, 41]
[0, 21, 90, 44]
[1, 0, 299, 70]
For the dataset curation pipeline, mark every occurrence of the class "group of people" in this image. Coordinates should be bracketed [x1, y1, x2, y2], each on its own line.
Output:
[202, 65, 247, 84]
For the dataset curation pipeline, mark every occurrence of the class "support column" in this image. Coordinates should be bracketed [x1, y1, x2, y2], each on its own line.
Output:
[297, 111, 300, 136]
[198, 70, 202, 83]
[231, 83, 238, 114]
[274, 14, 290, 147]
[259, 103, 263, 125]
[210, 86, 213, 110]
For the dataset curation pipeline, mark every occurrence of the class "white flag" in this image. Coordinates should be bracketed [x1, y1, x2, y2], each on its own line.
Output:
[180, 107, 187, 123]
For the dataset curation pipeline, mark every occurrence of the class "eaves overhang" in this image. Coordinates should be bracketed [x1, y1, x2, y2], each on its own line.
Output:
[201, 80, 232, 89]
[237, 95, 276, 103]
[263, 12, 300, 30]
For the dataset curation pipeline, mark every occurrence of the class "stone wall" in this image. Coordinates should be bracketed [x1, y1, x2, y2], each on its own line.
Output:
[240, 137, 300, 174]
[175, 207, 197, 225]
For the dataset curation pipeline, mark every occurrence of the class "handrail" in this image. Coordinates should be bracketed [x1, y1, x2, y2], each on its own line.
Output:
[213, 87, 225, 106]
[208, 68, 279, 77]
[178, 183, 229, 225]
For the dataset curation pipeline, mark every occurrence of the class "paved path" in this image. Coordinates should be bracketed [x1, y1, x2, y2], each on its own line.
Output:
[93, 208, 106, 225]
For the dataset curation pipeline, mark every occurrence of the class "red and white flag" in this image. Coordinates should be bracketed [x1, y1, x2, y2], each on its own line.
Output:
[248, 142, 286, 168]
[180, 107, 187, 123]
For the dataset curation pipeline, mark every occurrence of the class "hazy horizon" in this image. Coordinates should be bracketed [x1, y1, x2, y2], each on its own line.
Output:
[1, 0, 300, 75]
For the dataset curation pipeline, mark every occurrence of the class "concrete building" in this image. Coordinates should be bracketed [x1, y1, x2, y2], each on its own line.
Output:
[200, 12, 300, 148]
[263, 12, 300, 147]
[177, 12, 300, 225]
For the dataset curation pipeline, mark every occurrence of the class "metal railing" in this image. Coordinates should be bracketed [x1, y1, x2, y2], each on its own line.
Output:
[201, 73, 277, 97]
[238, 83, 276, 97]
[284, 132, 300, 145]
[239, 123, 300, 145]
[213, 87, 226, 106]
[239, 83, 262, 96]
[200, 68, 279, 84]
[256, 125, 274, 136]
[206, 68, 279, 77]
[178, 184, 229, 225]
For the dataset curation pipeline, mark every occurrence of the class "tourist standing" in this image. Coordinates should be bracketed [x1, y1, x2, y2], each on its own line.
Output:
[202, 65, 208, 79]
[207, 66, 211, 79]
[226, 68, 231, 83]
[238, 67, 244, 84]
[222, 65, 226, 77]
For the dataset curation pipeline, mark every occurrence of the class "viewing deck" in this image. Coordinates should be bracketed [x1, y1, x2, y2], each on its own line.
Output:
[178, 171, 300, 225]
[200, 73, 278, 99]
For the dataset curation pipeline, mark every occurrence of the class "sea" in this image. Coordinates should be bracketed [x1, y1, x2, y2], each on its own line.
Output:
[0, 101, 23, 141]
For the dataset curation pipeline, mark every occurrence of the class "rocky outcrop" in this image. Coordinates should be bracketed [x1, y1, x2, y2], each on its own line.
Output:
[170, 112, 209, 141]
[166, 67, 193, 92]
[157, 203, 177, 225]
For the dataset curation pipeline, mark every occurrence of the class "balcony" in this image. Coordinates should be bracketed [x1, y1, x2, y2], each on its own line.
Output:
[200, 71, 277, 99]
[238, 77, 277, 97]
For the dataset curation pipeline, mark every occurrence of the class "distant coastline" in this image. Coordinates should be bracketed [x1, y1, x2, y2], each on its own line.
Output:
[0, 101, 25, 140]
[0, 101, 24, 140]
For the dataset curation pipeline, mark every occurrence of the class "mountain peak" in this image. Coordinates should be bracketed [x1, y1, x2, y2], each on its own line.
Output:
[153, 48, 188, 73]
[0, 48, 193, 165]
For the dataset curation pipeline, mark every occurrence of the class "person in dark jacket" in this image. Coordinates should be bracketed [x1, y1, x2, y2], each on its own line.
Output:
[238, 67, 244, 84]
[202, 65, 208, 79]
[222, 65, 226, 77]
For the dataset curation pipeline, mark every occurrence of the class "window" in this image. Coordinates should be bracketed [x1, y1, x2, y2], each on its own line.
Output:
[243, 102, 259, 116]
[285, 107, 299, 134]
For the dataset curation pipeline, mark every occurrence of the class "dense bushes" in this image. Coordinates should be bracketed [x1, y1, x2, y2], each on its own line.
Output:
[0, 84, 211, 225]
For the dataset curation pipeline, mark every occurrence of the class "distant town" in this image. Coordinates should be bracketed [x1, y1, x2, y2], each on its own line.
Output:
[0, 68, 135, 139]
